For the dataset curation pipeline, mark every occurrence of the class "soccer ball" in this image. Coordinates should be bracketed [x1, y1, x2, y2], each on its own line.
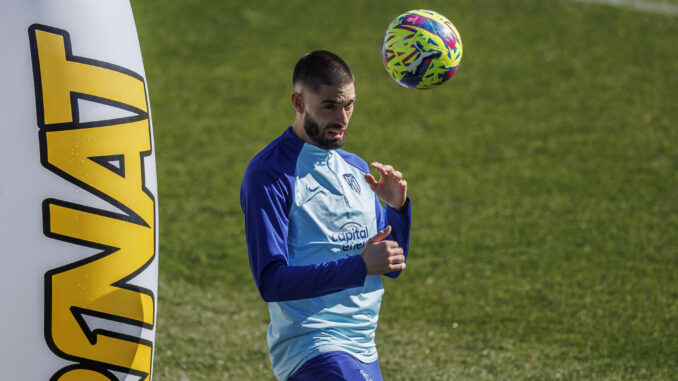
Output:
[381, 9, 463, 89]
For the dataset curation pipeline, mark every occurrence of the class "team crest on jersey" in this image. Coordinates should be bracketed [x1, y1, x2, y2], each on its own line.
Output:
[343, 173, 361, 195]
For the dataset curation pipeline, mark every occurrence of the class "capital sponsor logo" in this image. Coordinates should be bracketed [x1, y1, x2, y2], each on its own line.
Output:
[330, 221, 369, 252]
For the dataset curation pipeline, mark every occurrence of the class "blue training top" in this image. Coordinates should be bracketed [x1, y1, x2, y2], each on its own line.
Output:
[240, 127, 411, 380]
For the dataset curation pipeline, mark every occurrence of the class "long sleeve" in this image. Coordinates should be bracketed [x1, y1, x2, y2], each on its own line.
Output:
[375, 196, 412, 279]
[241, 168, 367, 302]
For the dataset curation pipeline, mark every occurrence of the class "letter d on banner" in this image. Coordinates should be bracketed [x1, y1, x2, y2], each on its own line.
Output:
[0, 1, 158, 380]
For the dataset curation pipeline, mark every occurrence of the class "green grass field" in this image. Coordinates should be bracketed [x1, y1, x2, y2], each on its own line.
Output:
[130, 0, 678, 379]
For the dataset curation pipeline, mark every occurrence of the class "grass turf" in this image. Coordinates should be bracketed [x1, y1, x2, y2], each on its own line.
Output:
[131, 0, 678, 379]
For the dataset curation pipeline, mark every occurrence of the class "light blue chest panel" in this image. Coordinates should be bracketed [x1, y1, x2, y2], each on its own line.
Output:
[288, 144, 377, 264]
[268, 143, 383, 380]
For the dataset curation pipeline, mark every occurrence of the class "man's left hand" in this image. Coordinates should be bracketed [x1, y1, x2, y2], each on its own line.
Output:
[365, 162, 408, 212]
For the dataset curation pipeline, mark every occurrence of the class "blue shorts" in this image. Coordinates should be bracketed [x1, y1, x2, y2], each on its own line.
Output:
[287, 351, 383, 381]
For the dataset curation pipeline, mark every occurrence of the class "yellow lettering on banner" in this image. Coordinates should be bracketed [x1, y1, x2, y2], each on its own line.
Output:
[45, 120, 154, 226]
[53, 367, 117, 381]
[48, 202, 153, 371]
[29, 24, 155, 380]
[33, 28, 147, 125]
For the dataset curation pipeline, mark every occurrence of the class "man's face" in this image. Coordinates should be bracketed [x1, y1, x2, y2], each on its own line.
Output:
[301, 82, 356, 150]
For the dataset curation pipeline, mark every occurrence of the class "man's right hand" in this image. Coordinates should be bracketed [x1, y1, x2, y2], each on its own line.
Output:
[360, 225, 406, 275]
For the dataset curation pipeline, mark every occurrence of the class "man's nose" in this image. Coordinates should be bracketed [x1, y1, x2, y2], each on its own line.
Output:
[336, 108, 349, 126]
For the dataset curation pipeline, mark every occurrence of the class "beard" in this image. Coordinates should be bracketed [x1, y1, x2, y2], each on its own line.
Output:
[304, 113, 346, 150]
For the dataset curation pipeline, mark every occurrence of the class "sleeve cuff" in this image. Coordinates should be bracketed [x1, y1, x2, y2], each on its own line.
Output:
[389, 196, 411, 214]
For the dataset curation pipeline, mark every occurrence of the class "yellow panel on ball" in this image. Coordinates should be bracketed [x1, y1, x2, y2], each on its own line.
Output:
[382, 9, 463, 89]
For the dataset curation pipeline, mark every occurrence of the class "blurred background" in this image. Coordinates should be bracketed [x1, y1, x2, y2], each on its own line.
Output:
[130, 0, 678, 379]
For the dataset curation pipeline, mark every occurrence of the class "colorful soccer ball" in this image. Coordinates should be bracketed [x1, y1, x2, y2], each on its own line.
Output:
[381, 9, 463, 89]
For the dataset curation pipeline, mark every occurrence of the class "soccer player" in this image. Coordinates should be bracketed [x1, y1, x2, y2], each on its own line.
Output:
[240, 50, 411, 381]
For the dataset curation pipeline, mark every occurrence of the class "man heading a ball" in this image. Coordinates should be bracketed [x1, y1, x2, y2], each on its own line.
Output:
[241, 50, 411, 381]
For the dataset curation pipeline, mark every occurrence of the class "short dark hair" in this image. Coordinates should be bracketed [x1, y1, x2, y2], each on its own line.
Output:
[292, 50, 354, 92]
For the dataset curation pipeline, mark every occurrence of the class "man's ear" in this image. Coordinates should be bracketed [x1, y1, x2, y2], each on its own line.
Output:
[291, 91, 305, 114]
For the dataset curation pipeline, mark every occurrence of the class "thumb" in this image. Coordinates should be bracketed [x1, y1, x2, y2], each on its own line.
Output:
[368, 225, 391, 244]
[364, 173, 378, 190]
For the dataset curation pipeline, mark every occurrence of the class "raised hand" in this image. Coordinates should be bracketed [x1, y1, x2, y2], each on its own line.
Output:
[364, 162, 408, 211]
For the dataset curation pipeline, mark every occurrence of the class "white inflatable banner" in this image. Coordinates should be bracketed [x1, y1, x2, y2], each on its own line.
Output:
[0, 1, 158, 380]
